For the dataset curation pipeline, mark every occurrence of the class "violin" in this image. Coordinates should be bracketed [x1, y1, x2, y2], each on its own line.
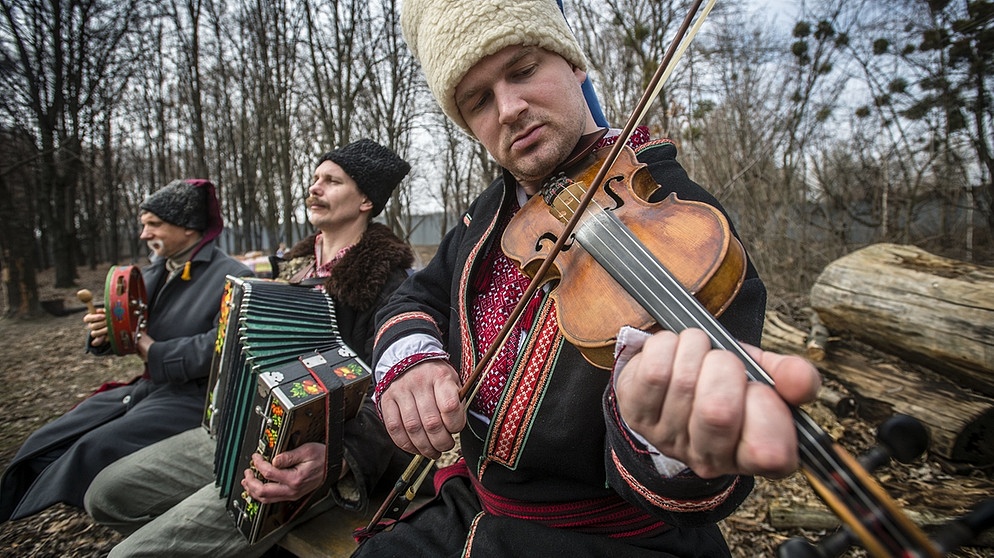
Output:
[498, 133, 994, 557]
[502, 141, 747, 369]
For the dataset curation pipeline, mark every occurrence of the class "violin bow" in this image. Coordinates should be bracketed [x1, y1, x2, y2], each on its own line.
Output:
[356, 0, 714, 538]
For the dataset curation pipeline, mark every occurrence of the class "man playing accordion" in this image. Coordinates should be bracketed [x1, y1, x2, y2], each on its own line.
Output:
[85, 140, 420, 558]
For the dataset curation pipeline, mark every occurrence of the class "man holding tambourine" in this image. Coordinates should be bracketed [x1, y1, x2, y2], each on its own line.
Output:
[0, 179, 252, 524]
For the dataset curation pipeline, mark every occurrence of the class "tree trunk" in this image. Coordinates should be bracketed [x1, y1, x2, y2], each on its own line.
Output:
[809, 243, 994, 397]
[767, 501, 994, 547]
[0, 169, 42, 318]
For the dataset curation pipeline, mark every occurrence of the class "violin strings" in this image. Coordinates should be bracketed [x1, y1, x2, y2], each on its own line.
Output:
[551, 187, 919, 554]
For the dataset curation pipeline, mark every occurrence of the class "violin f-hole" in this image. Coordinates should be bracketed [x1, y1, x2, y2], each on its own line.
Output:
[601, 174, 626, 209]
[534, 231, 574, 253]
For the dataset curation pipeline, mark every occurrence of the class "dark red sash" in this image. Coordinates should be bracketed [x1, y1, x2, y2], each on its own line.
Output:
[439, 459, 670, 539]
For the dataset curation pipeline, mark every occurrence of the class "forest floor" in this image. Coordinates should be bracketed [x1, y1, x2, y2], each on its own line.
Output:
[0, 264, 991, 557]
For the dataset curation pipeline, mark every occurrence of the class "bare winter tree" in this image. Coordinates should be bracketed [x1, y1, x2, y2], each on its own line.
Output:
[301, 0, 374, 150]
[167, 0, 211, 178]
[0, 129, 42, 317]
[430, 113, 499, 241]
[572, 0, 705, 138]
[681, 10, 814, 295]
[364, 0, 426, 240]
[232, 0, 304, 252]
[0, 0, 142, 295]
[844, 0, 993, 261]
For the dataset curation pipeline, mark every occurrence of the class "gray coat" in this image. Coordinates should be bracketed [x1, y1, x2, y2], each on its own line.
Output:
[0, 242, 252, 522]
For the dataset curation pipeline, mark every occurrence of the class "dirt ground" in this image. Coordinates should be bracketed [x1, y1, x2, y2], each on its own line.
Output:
[0, 264, 991, 557]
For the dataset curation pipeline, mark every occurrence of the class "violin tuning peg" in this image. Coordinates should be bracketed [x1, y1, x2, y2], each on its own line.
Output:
[877, 414, 930, 463]
[858, 414, 930, 472]
[776, 537, 824, 558]
[933, 499, 994, 553]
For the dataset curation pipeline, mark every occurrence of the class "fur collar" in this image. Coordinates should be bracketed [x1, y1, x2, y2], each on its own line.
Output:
[278, 223, 414, 311]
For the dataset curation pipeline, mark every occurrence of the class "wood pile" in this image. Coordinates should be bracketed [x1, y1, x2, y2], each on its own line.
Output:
[759, 243, 994, 550]
[764, 311, 994, 468]
[764, 243, 994, 469]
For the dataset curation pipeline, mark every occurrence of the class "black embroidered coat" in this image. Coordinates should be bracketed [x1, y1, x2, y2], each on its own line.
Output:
[363, 141, 767, 557]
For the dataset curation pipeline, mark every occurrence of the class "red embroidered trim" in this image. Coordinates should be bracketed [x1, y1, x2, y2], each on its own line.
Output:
[596, 125, 652, 150]
[610, 449, 739, 513]
[374, 351, 449, 406]
[469, 247, 537, 416]
[465, 511, 485, 557]
[633, 137, 677, 154]
[374, 311, 439, 347]
[606, 387, 657, 459]
[459, 190, 515, 381]
[484, 302, 561, 470]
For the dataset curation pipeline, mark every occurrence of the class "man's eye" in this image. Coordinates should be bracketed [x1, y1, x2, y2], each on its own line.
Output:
[514, 64, 537, 79]
[472, 93, 490, 112]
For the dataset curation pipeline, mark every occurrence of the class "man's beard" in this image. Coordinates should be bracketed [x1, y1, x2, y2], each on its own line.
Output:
[147, 239, 164, 258]
[501, 120, 582, 185]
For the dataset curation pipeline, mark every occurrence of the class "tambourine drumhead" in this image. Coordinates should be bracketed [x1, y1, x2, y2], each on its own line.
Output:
[104, 265, 148, 356]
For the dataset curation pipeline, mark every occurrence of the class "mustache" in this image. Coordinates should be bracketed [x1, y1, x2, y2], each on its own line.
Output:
[147, 240, 164, 253]
[305, 196, 328, 209]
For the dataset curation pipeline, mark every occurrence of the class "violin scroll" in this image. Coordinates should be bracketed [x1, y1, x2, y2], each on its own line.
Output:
[778, 498, 994, 558]
[780, 415, 994, 557]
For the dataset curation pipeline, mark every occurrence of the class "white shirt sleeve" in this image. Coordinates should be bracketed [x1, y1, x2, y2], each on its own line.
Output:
[374, 333, 446, 383]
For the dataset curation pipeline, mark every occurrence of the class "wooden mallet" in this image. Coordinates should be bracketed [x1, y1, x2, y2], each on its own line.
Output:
[76, 289, 97, 314]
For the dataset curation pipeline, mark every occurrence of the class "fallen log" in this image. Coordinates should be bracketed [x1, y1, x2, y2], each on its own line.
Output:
[809, 243, 994, 397]
[767, 501, 994, 547]
[762, 312, 994, 467]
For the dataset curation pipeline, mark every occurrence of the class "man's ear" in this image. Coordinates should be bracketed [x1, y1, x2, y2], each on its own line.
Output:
[573, 65, 587, 84]
[359, 197, 374, 212]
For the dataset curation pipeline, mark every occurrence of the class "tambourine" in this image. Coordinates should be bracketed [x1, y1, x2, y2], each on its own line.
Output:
[104, 265, 148, 355]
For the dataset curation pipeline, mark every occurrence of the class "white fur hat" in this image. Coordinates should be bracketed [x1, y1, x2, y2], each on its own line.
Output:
[401, 0, 588, 134]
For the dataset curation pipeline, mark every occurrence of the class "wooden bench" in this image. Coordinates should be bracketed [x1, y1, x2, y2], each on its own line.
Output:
[276, 492, 428, 558]
[276, 504, 371, 558]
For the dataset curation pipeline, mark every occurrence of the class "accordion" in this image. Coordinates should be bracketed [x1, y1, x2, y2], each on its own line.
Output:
[203, 276, 370, 543]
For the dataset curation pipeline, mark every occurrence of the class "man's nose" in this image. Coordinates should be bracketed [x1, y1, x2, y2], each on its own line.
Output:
[496, 85, 527, 125]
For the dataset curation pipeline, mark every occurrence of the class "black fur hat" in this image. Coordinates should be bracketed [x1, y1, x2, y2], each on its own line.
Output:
[140, 179, 210, 231]
[318, 139, 411, 217]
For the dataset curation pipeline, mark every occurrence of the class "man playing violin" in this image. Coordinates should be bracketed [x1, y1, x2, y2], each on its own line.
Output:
[357, 0, 821, 556]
